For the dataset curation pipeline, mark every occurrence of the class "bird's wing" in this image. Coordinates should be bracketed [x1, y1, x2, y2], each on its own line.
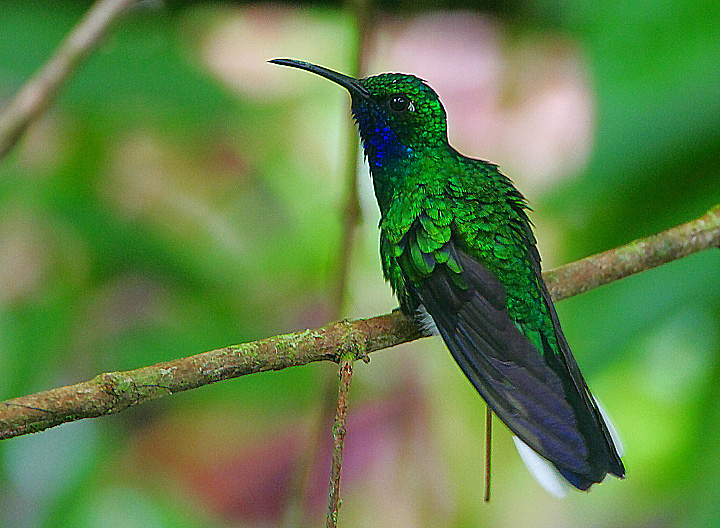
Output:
[411, 239, 597, 483]
[532, 252, 626, 482]
[519, 216, 625, 482]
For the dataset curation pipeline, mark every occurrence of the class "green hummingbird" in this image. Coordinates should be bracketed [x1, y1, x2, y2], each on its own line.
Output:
[271, 58, 625, 495]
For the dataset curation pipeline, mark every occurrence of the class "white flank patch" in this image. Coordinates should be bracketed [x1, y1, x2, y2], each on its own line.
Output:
[416, 305, 439, 336]
[512, 436, 570, 498]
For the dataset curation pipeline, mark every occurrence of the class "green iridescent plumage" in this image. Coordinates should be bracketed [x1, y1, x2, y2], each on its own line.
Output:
[272, 58, 625, 492]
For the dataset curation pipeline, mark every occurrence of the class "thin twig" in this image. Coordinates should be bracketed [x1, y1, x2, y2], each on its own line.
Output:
[484, 406, 492, 502]
[321, 2, 375, 526]
[0, 0, 138, 161]
[1, 205, 719, 441]
[284, 2, 374, 520]
[327, 358, 354, 528]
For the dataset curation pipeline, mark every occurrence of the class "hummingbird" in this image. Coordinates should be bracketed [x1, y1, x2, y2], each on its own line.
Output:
[271, 58, 625, 495]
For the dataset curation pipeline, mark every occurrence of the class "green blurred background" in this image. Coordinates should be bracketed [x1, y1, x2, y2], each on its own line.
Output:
[1, 1, 720, 526]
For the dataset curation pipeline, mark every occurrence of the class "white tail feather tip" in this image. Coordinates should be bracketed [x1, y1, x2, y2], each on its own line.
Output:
[513, 436, 570, 498]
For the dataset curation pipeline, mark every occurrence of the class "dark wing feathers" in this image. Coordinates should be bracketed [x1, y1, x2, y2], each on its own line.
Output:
[537, 280, 626, 480]
[414, 241, 624, 489]
[525, 224, 625, 481]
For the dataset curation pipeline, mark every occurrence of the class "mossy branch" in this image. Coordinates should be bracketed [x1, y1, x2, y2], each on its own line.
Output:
[1, 205, 719, 441]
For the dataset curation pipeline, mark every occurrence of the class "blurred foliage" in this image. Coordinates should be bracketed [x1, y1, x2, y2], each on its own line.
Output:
[1, 0, 720, 527]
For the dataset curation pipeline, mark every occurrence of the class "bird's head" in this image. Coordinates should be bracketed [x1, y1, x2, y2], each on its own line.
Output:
[271, 59, 449, 167]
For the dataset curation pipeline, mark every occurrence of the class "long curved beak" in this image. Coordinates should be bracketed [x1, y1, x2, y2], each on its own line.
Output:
[269, 58, 370, 99]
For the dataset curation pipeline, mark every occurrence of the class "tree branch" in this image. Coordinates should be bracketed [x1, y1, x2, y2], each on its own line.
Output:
[1, 205, 718, 440]
[545, 205, 720, 301]
[0, 0, 138, 161]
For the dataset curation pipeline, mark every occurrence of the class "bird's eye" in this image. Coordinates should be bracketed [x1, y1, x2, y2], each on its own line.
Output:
[388, 94, 412, 112]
